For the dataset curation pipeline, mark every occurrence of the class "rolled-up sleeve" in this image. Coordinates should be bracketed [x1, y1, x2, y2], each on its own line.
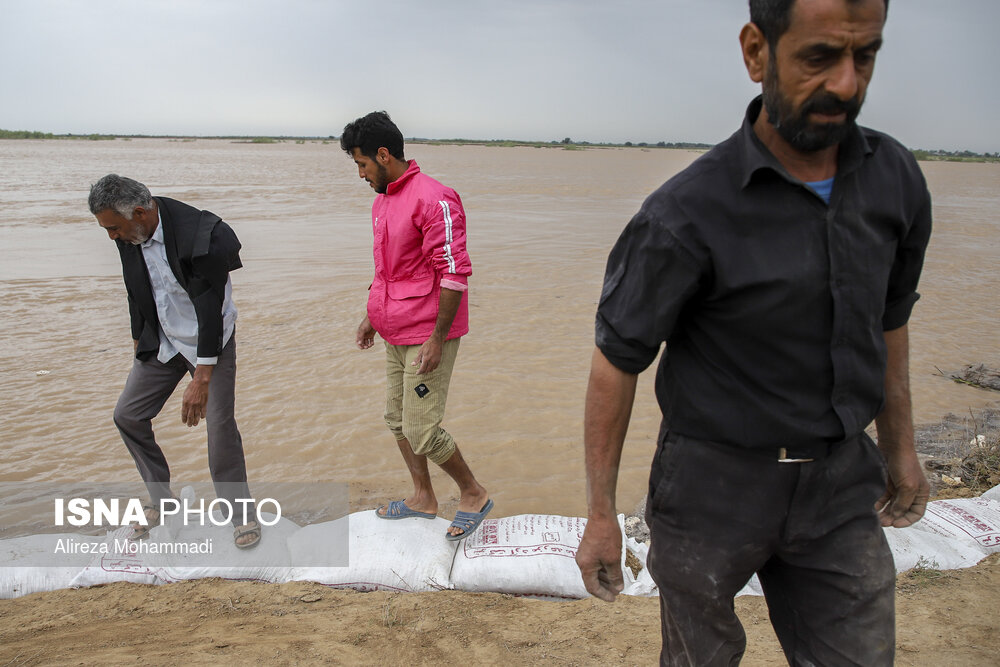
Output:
[421, 193, 472, 286]
[882, 185, 932, 331]
[596, 208, 705, 374]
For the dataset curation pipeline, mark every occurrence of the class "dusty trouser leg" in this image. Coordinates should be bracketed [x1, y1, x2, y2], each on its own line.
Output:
[646, 432, 895, 667]
[759, 434, 895, 667]
[645, 434, 801, 667]
[113, 353, 187, 506]
[197, 336, 255, 526]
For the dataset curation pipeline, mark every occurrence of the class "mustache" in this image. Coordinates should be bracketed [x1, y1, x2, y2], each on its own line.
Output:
[802, 93, 860, 119]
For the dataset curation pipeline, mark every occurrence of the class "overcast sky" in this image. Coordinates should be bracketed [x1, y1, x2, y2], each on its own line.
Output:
[2, 0, 998, 151]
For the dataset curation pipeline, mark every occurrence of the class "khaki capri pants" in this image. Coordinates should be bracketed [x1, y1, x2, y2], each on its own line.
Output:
[383, 338, 460, 465]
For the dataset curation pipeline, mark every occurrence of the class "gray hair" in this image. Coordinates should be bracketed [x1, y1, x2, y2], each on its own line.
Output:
[88, 174, 154, 219]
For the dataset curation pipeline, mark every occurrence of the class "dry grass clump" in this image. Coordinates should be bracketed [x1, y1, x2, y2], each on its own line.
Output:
[926, 432, 1000, 499]
[959, 434, 1000, 492]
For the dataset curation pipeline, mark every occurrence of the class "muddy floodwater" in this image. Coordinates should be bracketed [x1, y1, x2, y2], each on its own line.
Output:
[1, 138, 997, 520]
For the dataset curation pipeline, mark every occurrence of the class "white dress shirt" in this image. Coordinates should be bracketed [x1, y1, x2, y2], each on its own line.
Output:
[140, 211, 237, 367]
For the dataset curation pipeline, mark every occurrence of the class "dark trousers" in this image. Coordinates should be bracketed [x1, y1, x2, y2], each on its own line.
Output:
[113, 336, 255, 525]
[645, 432, 896, 666]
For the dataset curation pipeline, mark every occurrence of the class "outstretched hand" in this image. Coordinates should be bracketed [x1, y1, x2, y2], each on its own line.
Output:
[576, 515, 625, 602]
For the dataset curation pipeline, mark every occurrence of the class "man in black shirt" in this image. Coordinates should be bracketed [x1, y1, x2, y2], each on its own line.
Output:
[576, 0, 931, 664]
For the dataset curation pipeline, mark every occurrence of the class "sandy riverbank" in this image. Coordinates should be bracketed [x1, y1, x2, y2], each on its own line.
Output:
[0, 553, 998, 666]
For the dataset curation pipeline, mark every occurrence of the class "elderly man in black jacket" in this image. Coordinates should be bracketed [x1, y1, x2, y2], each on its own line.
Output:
[89, 174, 260, 549]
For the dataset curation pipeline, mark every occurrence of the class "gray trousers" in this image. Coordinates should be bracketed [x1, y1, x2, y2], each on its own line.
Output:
[113, 336, 255, 525]
[645, 432, 896, 667]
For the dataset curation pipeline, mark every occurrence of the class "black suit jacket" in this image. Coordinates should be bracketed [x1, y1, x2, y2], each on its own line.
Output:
[117, 197, 242, 361]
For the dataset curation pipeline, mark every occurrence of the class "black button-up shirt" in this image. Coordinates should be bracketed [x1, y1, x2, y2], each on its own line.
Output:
[596, 97, 932, 448]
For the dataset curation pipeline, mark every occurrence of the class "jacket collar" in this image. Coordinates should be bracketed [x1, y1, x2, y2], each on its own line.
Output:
[385, 160, 421, 196]
[153, 196, 186, 286]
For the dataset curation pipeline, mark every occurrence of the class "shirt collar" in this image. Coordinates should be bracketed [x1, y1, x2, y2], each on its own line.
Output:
[141, 209, 164, 248]
[738, 95, 872, 189]
[384, 159, 421, 196]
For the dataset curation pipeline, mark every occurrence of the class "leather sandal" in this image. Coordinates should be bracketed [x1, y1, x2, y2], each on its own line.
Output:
[234, 520, 262, 549]
[128, 504, 159, 541]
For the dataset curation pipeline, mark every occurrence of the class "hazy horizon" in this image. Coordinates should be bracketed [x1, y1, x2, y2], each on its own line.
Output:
[2, 0, 998, 153]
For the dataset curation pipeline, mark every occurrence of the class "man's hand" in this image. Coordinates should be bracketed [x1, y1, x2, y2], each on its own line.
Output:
[576, 514, 625, 602]
[413, 287, 462, 374]
[181, 366, 213, 427]
[356, 315, 376, 349]
[577, 348, 638, 602]
[412, 335, 443, 374]
[875, 448, 929, 527]
[874, 324, 929, 528]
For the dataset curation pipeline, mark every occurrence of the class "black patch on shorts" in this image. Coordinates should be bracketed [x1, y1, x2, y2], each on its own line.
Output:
[414, 383, 430, 398]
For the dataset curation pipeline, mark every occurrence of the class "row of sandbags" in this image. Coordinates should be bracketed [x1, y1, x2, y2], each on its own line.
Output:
[3, 484, 999, 600]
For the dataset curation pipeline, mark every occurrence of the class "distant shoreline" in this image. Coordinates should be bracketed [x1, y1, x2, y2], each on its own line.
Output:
[0, 129, 712, 152]
[2, 129, 996, 162]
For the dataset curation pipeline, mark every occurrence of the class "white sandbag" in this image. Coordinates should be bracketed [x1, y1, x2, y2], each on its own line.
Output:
[449, 514, 626, 599]
[736, 574, 764, 597]
[156, 512, 297, 584]
[979, 483, 1000, 502]
[0, 533, 102, 598]
[884, 524, 986, 572]
[69, 525, 165, 588]
[920, 495, 1000, 551]
[1, 567, 82, 599]
[288, 511, 456, 593]
[623, 536, 656, 597]
[886, 494, 1000, 572]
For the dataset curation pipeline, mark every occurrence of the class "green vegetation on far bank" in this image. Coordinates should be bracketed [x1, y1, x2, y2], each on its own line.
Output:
[0, 128, 712, 151]
[0, 129, 55, 139]
[912, 149, 1000, 163]
[413, 137, 714, 151]
[1, 129, 116, 141]
[3, 128, 998, 160]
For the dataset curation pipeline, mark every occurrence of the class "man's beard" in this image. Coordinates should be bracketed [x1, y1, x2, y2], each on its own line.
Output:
[127, 220, 150, 245]
[372, 163, 390, 194]
[762, 59, 862, 152]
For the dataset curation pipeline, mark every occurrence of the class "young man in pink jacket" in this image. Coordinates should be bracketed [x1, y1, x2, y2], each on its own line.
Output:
[341, 111, 492, 540]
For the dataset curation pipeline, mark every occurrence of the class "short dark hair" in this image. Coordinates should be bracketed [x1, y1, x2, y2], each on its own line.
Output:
[340, 111, 405, 161]
[749, 0, 889, 48]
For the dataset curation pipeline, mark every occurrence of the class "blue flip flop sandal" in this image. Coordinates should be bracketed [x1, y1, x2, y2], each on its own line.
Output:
[376, 499, 437, 520]
[446, 498, 494, 541]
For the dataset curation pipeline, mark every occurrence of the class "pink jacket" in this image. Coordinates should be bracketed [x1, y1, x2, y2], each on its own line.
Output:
[367, 160, 472, 345]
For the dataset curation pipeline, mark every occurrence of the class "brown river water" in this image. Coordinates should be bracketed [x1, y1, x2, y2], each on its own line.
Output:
[0, 139, 997, 521]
